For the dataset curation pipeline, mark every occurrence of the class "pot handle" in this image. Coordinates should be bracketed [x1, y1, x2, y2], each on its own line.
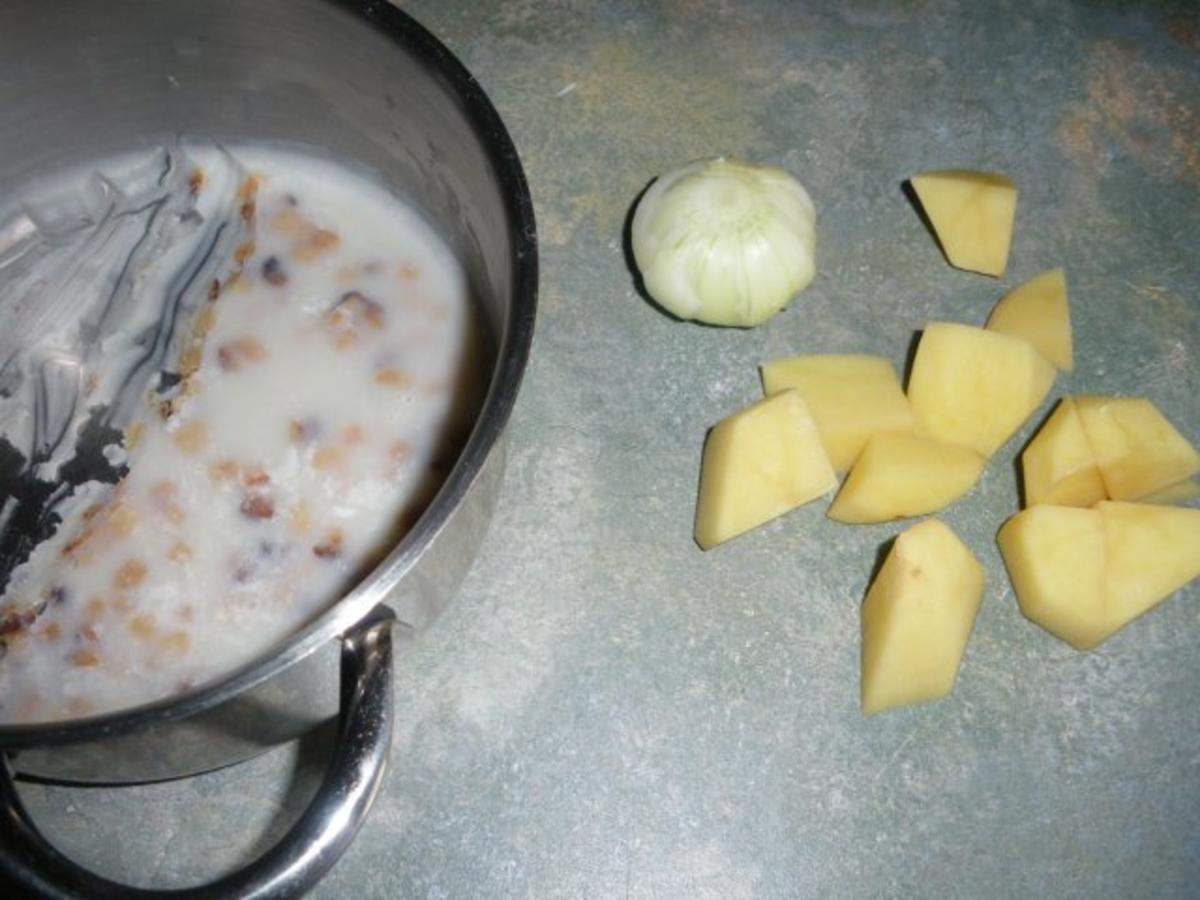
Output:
[0, 604, 398, 899]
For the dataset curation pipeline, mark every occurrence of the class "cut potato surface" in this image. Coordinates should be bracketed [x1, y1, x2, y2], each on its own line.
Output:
[998, 502, 1200, 650]
[828, 431, 985, 524]
[910, 170, 1017, 277]
[1099, 501, 1200, 638]
[861, 519, 984, 714]
[694, 390, 836, 550]
[997, 506, 1109, 650]
[1021, 397, 1107, 508]
[760, 354, 918, 472]
[907, 322, 1056, 457]
[986, 267, 1073, 371]
[1075, 395, 1200, 500]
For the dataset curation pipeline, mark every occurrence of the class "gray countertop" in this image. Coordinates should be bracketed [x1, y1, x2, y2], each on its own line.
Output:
[17, 0, 1200, 897]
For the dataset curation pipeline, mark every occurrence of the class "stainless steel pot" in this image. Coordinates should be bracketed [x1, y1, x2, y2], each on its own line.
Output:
[0, 0, 537, 895]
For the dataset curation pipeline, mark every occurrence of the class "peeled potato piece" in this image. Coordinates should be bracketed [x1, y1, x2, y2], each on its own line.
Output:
[910, 170, 1017, 277]
[907, 322, 1056, 458]
[1100, 501, 1200, 637]
[1021, 397, 1107, 508]
[1075, 395, 1200, 500]
[861, 519, 984, 714]
[694, 390, 836, 550]
[761, 354, 918, 472]
[828, 432, 985, 524]
[997, 505, 1109, 650]
[986, 267, 1073, 371]
[998, 502, 1200, 650]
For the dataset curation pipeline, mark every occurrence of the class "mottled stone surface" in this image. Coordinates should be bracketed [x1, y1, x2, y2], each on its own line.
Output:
[16, 0, 1200, 897]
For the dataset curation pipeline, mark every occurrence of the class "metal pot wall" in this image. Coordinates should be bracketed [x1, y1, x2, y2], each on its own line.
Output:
[0, 0, 537, 895]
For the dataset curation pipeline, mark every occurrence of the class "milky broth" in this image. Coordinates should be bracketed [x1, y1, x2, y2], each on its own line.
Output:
[0, 147, 482, 723]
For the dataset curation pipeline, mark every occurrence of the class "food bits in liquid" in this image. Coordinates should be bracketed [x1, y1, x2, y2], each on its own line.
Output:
[0, 147, 483, 723]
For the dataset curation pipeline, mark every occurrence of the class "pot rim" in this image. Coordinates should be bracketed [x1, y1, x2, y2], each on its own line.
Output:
[0, 0, 537, 750]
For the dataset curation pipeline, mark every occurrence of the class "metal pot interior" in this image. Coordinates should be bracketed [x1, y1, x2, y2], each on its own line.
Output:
[0, 0, 536, 755]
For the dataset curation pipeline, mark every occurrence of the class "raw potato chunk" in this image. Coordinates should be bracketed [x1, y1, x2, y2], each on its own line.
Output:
[1099, 501, 1200, 637]
[907, 322, 1056, 457]
[997, 502, 1200, 650]
[694, 390, 836, 549]
[1021, 398, 1106, 508]
[761, 354, 919, 472]
[986, 267, 1073, 371]
[1075, 396, 1200, 500]
[861, 519, 984, 714]
[910, 170, 1017, 277]
[997, 506, 1109, 650]
[828, 432, 985, 524]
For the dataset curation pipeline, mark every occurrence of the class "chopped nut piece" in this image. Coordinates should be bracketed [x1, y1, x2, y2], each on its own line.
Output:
[208, 459, 240, 483]
[271, 208, 308, 236]
[311, 445, 345, 472]
[114, 559, 148, 590]
[237, 175, 259, 201]
[161, 631, 190, 656]
[63, 501, 140, 565]
[168, 541, 193, 563]
[240, 337, 268, 360]
[294, 228, 340, 261]
[218, 337, 269, 371]
[61, 529, 97, 564]
[179, 345, 203, 375]
[70, 649, 102, 668]
[289, 499, 312, 535]
[0, 607, 37, 637]
[242, 466, 271, 487]
[240, 493, 276, 520]
[150, 480, 177, 503]
[130, 614, 157, 640]
[234, 240, 257, 265]
[172, 420, 209, 455]
[374, 367, 413, 389]
[110, 503, 140, 536]
[313, 528, 345, 559]
[195, 305, 218, 335]
[325, 291, 385, 343]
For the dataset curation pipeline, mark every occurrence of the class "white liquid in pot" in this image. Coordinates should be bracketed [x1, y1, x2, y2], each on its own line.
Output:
[0, 146, 482, 723]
